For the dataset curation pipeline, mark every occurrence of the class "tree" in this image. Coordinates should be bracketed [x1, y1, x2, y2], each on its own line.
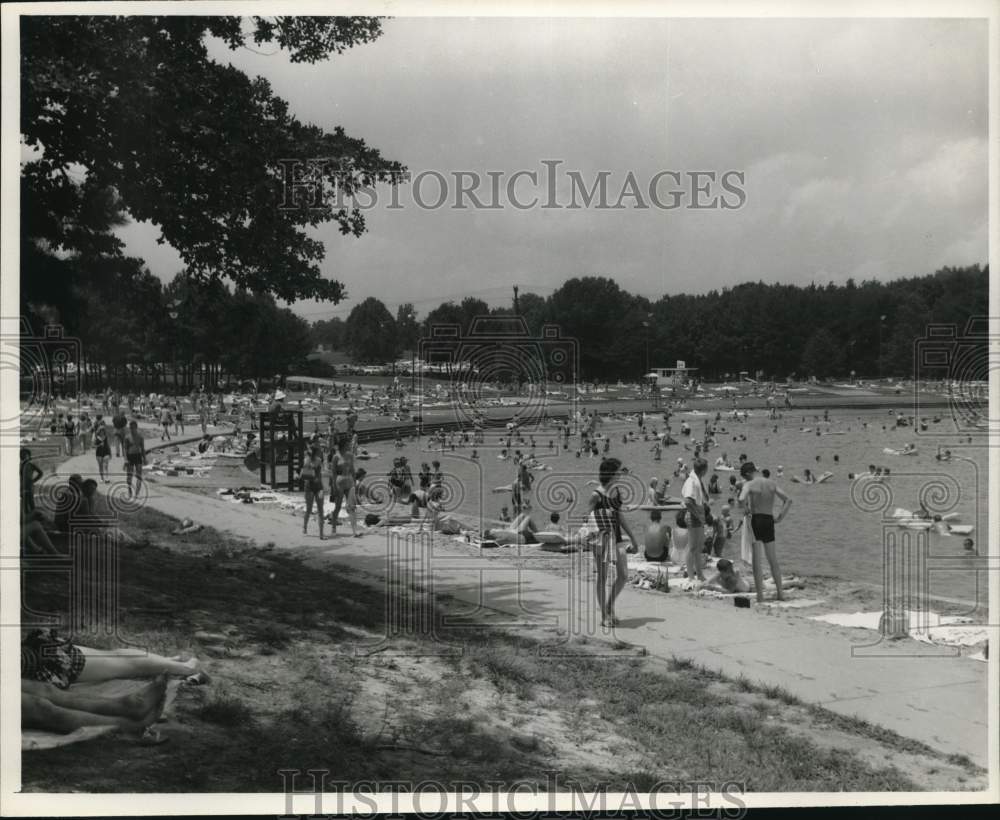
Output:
[800, 328, 843, 380]
[21, 15, 406, 323]
[311, 317, 347, 350]
[395, 303, 420, 355]
[344, 298, 397, 363]
[514, 292, 548, 335]
[547, 277, 634, 378]
[423, 301, 465, 334]
[884, 292, 932, 378]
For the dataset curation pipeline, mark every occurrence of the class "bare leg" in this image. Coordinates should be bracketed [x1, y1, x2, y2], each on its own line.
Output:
[24, 524, 59, 556]
[764, 540, 784, 600]
[330, 490, 343, 532]
[606, 546, 628, 619]
[21, 676, 165, 720]
[346, 486, 359, 536]
[303, 492, 314, 534]
[751, 540, 766, 603]
[315, 496, 325, 539]
[687, 525, 706, 581]
[76, 646, 198, 683]
[593, 549, 608, 625]
[22, 675, 166, 733]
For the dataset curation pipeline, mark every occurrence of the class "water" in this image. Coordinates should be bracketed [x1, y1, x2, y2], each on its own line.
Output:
[385, 408, 988, 606]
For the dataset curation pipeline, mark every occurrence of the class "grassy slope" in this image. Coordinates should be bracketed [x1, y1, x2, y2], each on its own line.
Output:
[19, 507, 985, 793]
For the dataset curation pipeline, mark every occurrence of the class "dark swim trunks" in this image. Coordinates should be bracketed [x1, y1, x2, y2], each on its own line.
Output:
[750, 513, 776, 544]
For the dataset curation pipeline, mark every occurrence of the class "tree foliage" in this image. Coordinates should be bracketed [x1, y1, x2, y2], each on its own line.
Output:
[21, 15, 405, 330]
[344, 297, 397, 363]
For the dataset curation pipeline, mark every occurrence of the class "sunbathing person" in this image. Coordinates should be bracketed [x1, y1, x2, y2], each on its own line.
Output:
[702, 558, 750, 593]
[22, 509, 59, 555]
[21, 628, 207, 737]
[484, 512, 538, 545]
[22, 674, 169, 738]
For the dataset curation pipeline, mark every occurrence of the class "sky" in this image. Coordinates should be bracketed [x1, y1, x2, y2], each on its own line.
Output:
[113, 16, 990, 322]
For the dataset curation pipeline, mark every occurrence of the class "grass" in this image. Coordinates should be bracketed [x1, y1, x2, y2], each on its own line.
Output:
[198, 693, 256, 727]
[18, 504, 986, 793]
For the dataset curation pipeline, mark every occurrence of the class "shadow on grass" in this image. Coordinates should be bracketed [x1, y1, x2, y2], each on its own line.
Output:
[18, 505, 978, 793]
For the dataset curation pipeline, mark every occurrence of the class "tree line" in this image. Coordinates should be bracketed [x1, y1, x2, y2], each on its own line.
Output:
[316, 265, 987, 381]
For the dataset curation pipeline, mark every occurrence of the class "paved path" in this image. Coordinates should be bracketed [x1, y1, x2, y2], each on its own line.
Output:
[46, 449, 992, 767]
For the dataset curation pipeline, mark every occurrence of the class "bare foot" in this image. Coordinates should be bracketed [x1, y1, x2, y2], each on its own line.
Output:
[113, 674, 169, 732]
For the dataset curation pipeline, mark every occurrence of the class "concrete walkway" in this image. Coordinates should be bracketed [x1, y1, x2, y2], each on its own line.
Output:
[46, 449, 992, 768]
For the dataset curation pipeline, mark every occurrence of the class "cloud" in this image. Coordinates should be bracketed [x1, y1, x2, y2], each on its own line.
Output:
[109, 16, 987, 315]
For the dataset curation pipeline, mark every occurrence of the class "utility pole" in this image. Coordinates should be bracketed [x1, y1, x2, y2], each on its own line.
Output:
[512, 285, 520, 315]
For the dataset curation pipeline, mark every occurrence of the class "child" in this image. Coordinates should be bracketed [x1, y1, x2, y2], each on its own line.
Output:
[704, 558, 749, 593]
[499, 506, 511, 524]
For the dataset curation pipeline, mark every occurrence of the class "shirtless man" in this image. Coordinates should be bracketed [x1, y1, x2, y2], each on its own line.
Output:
[738, 461, 792, 602]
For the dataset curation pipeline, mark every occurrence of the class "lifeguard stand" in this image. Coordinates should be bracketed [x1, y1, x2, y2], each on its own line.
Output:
[646, 360, 698, 392]
[258, 410, 304, 489]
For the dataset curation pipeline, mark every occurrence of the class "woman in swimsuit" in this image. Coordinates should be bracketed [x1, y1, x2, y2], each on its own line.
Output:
[589, 457, 641, 627]
[329, 435, 360, 536]
[93, 425, 112, 483]
[300, 444, 326, 540]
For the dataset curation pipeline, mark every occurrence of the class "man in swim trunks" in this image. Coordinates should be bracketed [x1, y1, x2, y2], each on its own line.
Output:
[738, 461, 792, 602]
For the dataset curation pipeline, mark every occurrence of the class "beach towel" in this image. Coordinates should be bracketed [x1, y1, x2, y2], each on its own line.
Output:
[810, 611, 989, 647]
[739, 514, 754, 564]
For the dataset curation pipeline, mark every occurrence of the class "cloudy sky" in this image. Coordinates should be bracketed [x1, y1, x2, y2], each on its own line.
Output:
[115, 16, 989, 321]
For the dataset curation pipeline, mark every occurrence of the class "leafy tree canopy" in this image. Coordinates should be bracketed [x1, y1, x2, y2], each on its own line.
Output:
[21, 15, 405, 322]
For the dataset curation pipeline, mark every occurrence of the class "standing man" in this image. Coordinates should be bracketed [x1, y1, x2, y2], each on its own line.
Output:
[111, 405, 128, 458]
[681, 457, 710, 582]
[738, 461, 792, 602]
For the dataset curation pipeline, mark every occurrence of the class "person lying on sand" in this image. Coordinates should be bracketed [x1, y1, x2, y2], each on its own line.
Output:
[484, 512, 538, 545]
[21, 628, 207, 741]
[702, 558, 750, 594]
[22, 674, 170, 742]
